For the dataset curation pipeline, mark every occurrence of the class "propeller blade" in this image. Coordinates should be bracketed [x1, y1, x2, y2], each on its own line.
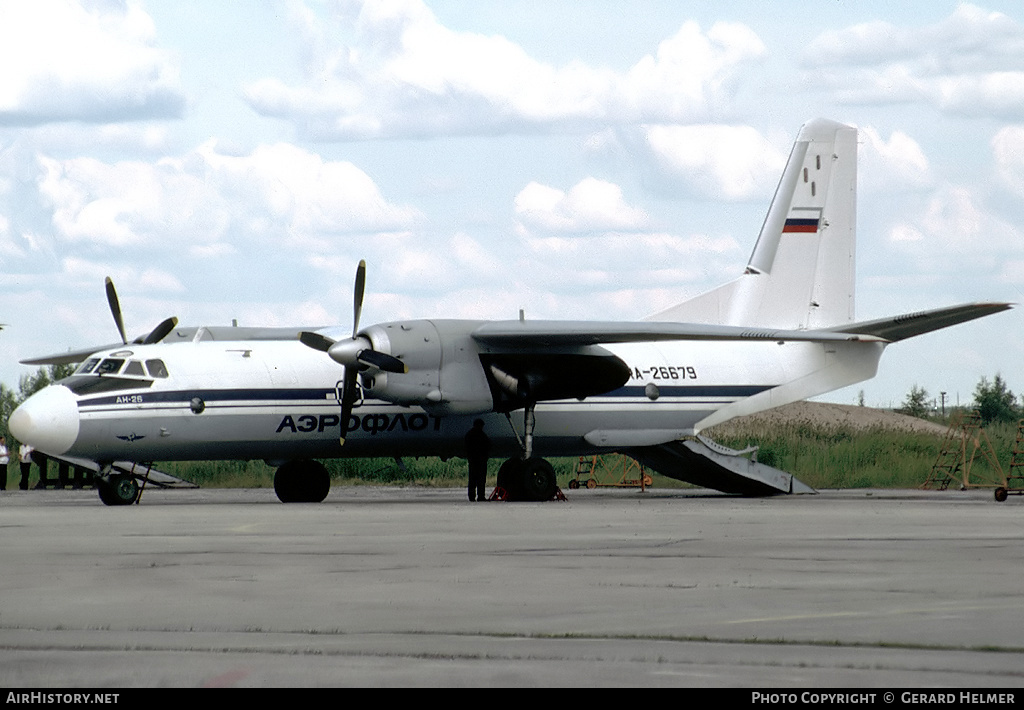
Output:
[142, 317, 179, 345]
[314, 259, 406, 430]
[357, 349, 407, 374]
[105, 277, 128, 345]
[299, 331, 336, 353]
[352, 259, 366, 338]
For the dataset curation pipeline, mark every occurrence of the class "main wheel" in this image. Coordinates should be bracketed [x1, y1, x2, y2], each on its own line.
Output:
[995, 487, 1008, 503]
[274, 460, 331, 503]
[519, 457, 557, 502]
[496, 458, 524, 501]
[97, 474, 139, 506]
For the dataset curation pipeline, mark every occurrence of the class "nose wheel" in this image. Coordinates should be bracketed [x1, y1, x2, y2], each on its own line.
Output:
[97, 473, 140, 506]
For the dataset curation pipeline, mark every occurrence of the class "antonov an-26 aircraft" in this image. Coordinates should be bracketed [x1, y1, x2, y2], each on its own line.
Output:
[10, 119, 1011, 505]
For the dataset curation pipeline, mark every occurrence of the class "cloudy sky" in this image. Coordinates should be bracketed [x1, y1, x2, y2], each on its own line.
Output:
[2, 0, 1022, 409]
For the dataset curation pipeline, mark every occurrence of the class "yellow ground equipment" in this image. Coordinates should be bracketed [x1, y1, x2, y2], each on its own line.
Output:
[999, 419, 1024, 502]
[922, 410, 1010, 501]
[570, 455, 652, 490]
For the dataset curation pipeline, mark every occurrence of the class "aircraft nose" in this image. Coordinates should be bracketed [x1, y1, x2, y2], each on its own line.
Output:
[9, 385, 80, 455]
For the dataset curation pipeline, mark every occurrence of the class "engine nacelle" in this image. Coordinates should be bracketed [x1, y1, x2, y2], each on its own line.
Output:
[359, 319, 495, 415]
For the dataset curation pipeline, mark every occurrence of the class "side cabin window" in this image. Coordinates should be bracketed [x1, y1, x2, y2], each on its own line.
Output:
[96, 358, 125, 375]
[124, 360, 146, 377]
[146, 360, 169, 378]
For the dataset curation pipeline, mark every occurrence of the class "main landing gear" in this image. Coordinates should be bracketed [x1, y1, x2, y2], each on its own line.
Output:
[495, 456, 559, 501]
[496, 402, 560, 502]
[274, 460, 331, 503]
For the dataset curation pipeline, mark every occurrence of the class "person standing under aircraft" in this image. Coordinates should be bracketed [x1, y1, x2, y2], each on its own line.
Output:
[31, 450, 52, 489]
[465, 419, 491, 502]
[18, 443, 32, 490]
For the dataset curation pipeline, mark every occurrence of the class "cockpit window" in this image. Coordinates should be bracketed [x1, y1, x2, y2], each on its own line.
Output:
[96, 359, 125, 375]
[76, 358, 101, 375]
[146, 359, 169, 378]
[63, 376, 154, 396]
[124, 360, 146, 377]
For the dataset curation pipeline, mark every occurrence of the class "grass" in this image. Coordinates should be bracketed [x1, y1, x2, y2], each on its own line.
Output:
[152, 417, 1022, 491]
[712, 418, 1020, 490]
[12, 415, 1021, 492]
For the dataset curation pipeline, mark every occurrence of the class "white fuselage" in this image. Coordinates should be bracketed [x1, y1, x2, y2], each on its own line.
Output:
[14, 334, 884, 465]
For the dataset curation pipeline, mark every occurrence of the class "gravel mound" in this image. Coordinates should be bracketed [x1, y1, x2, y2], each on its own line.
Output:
[707, 401, 949, 437]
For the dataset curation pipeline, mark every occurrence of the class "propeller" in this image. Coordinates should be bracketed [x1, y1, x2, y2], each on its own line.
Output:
[299, 260, 407, 445]
[104, 277, 179, 346]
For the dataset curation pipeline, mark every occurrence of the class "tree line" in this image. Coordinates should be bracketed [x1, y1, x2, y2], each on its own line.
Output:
[899, 374, 1021, 424]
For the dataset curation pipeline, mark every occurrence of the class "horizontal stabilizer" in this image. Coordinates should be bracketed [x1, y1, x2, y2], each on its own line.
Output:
[629, 437, 816, 496]
[828, 303, 1013, 343]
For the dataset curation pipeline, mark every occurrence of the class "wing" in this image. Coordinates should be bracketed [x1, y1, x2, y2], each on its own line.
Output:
[471, 320, 889, 347]
[469, 319, 886, 410]
[20, 326, 319, 366]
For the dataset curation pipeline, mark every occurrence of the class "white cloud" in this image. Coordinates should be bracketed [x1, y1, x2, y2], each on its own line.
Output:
[886, 185, 1021, 266]
[0, 0, 184, 125]
[515, 178, 649, 233]
[195, 142, 423, 237]
[803, 4, 1024, 116]
[992, 124, 1024, 197]
[29, 142, 422, 255]
[623, 22, 765, 120]
[61, 256, 184, 295]
[642, 124, 786, 200]
[520, 230, 741, 274]
[244, 0, 765, 139]
[859, 125, 932, 191]
[36, 153, 222, 248]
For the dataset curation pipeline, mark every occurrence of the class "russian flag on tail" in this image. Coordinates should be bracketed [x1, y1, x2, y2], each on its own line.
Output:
[782, 217, 819, 233]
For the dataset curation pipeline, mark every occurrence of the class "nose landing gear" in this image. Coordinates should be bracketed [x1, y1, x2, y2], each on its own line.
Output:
[97, 473, 140, 506]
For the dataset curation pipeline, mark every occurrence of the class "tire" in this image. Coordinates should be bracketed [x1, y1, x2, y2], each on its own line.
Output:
[97, 474, 139, 506]
[275, 460, 330, 503]
[519, 458, 557, 502]
[496, 458, 524, 501]
[995, 487, 1008, 503]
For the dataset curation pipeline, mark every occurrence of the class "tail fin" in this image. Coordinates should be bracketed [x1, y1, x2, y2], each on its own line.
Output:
[651, 118, 858, 329]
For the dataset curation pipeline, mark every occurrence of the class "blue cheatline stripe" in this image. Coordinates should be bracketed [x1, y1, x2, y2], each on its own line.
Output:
[77, 384, 775, 410]
[607, 384, 773, 398]
[78, 388, 336, 409]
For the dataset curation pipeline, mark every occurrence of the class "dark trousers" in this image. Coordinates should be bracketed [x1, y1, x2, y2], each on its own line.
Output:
[468, 460, 486, 501]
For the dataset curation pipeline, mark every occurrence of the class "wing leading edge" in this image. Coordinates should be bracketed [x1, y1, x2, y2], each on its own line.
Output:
[473, 302, 1012, 349]
[471, 320, 887, 348]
